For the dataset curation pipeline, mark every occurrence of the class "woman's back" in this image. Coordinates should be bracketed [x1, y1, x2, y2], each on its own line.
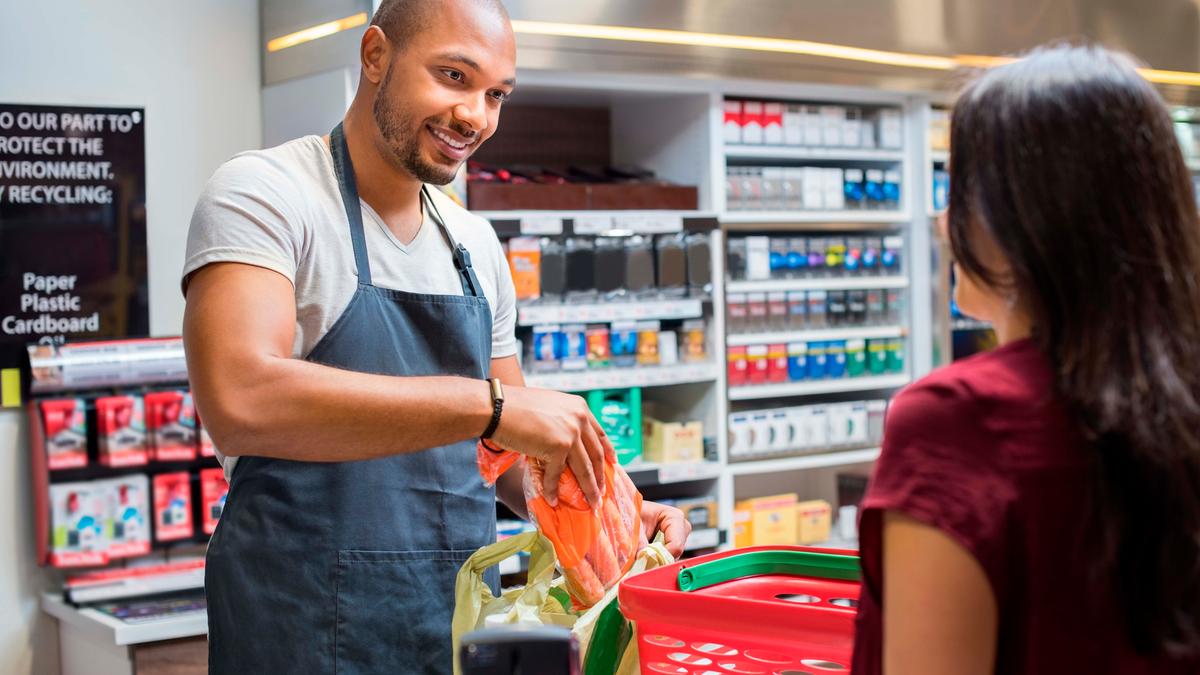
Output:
[853, 339, 1200, 673]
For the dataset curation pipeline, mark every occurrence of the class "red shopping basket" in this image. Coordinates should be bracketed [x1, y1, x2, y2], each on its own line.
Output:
[618, 546, 860, 674]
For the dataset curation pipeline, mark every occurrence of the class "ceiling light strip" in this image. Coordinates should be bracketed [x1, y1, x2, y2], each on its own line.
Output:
[267, 12, 369, 53]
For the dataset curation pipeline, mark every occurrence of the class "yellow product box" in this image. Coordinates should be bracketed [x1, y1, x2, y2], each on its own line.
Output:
[795, 499, 833, 545]
[642, 417, 704, 464]
[734, 493, 799, 547]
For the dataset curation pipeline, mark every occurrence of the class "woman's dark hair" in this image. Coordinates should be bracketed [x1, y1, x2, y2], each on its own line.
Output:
[948, 43, 1200, 656]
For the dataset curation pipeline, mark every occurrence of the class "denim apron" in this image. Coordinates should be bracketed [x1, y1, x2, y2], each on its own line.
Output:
[206, 122, 497, 674]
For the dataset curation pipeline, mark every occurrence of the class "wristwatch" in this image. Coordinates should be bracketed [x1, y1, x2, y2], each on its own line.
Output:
[481, 377, 504, 440]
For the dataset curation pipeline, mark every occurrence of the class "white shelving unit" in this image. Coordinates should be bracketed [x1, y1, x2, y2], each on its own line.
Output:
[727, 276, 909, 294]
[727, 324, 905, 347]
[473, 69, 935, 555]
[729, 374, 910, 401]
[729, 447, 883, 476]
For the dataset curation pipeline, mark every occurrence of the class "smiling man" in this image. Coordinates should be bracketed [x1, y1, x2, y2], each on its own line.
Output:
[182, 0, 688, 673]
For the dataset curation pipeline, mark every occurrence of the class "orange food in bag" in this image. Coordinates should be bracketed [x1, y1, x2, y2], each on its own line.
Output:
[476, 441, 644, 608]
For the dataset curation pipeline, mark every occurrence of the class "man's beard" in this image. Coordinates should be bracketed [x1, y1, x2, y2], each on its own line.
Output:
[373, 68, 458, 185]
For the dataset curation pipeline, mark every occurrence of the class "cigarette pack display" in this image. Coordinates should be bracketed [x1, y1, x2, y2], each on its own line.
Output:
[820, 106, 845, 146]
[679, 320, 707, 363]
[505, 236, 542, 300]
[768, 237, 788, 277]
[727, 346, 748, 387]
[802, 167, 825, 209]
[624, 236, 655, 294]
[635, 321, 661, 366]
[727, 238, 747, 280]
[882, 236, 904, 274]
[802, 105, 823, 146]
[827, 291, 848, 326]
[783, 168, 804, 209]
[655, 233, 687, 292]
[848, 290, 868, 324]
[685, 232, 712, 291]
[824, 168, 846, 210]
[201, 467, 229, 535]
[842, 107, 862, 148]
[807, 290, 828, 328]
[786, 237, 807, 275]
[104, 475, 150, 558]
[723, 100, 743, 143]
[867, 339, 888, 375]
[726, 293, 748, 333]
[531, 325, 561, 370]
[865, 170, 885, 208]
[887, 338, 906, 373]
[153, 472, 193, 542]
[95, 395, 148, 467]
[40, 398, 88, 470]
[746, 344, 769, 385]
[808, 405, 830, 448]
[144, 390, 197, 462]
[728, 413, 750, 458]
[745, 236, 771, 280]
[594, 236, 626, 295]
[787, 291, 807, 328]
[783, 104, 803, 145]
[610, 321, 639, 368]
[883, 169, 902, 209]
[769, 410, 793, 451]
[843, 168, 865, 210]
[749, 413, 771, 454]
[807, 342, 828, 379]
[50, 482, 107, 566]
[826, 341, 847, 379]
[747, 293, 768, 332]
[539, 238, 567, 299]
[564, 237, 596, 297]
[846, 339, 867, 377]
[586, 325, 611, 368]
[788, 342, 808, 381]
[561, 324, 588, 371]
[766, 343, 789, 383]
[742, 101, 764, 144]
[761, 167, 783, 210]
[763, 102, 784, 144]
[767, 292, 788, 329]
[863, 237, 882, 274]
[879, 109, 904, 149]
[806, 237, 826, 270]
[844, 237, 863, 274]
[657, 330, 679, 365]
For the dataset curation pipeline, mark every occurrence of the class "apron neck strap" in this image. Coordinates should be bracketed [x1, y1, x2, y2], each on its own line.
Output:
[329, 122, 373, 285]
[329, 123, 484, 298]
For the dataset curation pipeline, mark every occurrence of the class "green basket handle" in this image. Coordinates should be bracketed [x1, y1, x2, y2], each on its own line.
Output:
[677, 550, 861, 592]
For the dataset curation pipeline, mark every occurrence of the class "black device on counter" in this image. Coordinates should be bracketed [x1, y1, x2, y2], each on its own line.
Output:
[460, 625, 580, 675]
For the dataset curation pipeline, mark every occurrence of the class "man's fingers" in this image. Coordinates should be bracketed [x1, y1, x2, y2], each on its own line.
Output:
[542, 458, 564, 507]
[581, 422, 607, 499]
[568, 435, 602, 509]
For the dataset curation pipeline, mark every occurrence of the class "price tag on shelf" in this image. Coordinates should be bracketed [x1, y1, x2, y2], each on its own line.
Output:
[519, 214, 563, 235]
[613, 213, 683, 234]
[572, 213, 614, 235]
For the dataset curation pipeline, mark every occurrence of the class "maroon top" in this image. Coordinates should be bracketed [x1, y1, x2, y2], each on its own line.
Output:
[852, 339, 1198, 674]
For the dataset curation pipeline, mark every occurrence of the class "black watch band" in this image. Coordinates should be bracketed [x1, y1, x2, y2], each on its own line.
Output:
[481, 378, 504, 440]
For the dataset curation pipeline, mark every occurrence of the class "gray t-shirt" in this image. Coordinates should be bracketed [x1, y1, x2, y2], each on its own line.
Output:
[183, 135, 516, 478]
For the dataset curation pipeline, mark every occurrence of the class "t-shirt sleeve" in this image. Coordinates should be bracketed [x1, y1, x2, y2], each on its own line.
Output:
[181, 153, 306, 294]
[860, 377, 1016, 597]
[489, 236, 518, 359]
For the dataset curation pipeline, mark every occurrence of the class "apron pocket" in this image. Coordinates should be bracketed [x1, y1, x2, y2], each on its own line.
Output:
[334, 549, 472, 675]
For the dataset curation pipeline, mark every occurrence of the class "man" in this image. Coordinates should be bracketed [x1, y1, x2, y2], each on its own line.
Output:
[183, 0, 689, 672]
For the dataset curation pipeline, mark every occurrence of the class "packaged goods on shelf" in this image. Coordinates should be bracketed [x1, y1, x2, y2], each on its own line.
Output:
[465, 161, 698, 211]
[728, 399, 885, 461]
[103, 475, 150, 558]
[733, 493, 798, 547]
[661, 496, 718, 530]
[152, 472, 193, 542]
[727, 338, 904, 385]
[39, 397, 88, 470]
[796, 499, 833, 545]
[144, 390, 197, 462]
[643, 417, 704, 464]
[728, 234, 904, 282]
[586, 388, 643, 466]
[200, 468, 228, 535]
[95, 394, 148, 467]
[505, 236, 542, 300]
[50, 482, 107, 566]
[726, 164, 901, 211]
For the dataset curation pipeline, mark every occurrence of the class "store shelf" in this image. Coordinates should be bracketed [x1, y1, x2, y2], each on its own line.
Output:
[952, 318, 993, 332]
[625, 461, 723, 487]
[729, 373, 910, 401]
[727, 325, 905, 347]
[684, 528, 722, 551]
[725, 145, 905, 162]
[729, 447, 882, 476]
[721, 210, 908, 225]
[473, 210, 719, 236]
[42, 593, 207, 646]
[930, 150, 950, 163]
[726, 275, 909, 294]
[517, 298, 703, 326]
[525, 362, 719, 391]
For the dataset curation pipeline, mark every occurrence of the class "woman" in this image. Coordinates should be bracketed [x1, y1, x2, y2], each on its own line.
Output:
[852, 44, 1200, 674]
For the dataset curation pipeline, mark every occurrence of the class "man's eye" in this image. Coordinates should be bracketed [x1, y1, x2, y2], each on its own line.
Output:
[489, 90, 509, 103]
[442, 69, 465, 82]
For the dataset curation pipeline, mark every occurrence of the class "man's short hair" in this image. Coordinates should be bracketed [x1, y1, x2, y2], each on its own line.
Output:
[370, 0, 508, 51]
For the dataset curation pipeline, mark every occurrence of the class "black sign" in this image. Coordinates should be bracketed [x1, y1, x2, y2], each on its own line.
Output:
[0, 104, 149, 399]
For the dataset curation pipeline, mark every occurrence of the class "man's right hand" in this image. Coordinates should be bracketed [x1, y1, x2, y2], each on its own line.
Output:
[489, 385, 614, 509]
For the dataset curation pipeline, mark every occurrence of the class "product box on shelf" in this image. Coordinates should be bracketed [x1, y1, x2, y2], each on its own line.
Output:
[745, 236, 771, 280]
[642, 417, 704, 464]
[763, 102, 784, 145]
[802, 105, 822, 146]
[104, 475, 151, 558]
[865, 170, 885, 209]
[95, 395, 148, 467]
[723, 100, 743, 143]
[727, 346, 748, 387]
[669, 496, 718, 530]
[610, 321, 639, 369]
[153, 472, 194, 542]
[505, 236, 541, 301]
[679, 320, 707, 363]
[734, 493, 799, 547]
[878, 109, 904, 149]
[783, 104, 803, 145]
[742, 101, 764, 144]
[796, 499, 833, 545]
[820, 106, 845, 146]
[39, 398, 88, 470]
[586, 324, 611, 368]
[201, 467, 229, 535]
[842, 108, 863, 148]
[586, 388, 642, 466]
[746, 345, 769, 385]
[144, 390, 198, 462]
[50, 482, 108, 566]
[635, 321, 661, 366]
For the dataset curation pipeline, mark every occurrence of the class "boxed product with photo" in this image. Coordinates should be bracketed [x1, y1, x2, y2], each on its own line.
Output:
[39, 397, 88, 470]
[153, 471, 194, 542]
[50, 482, 108, 566]
[104, 474, 151, 558]
[95, 395, 148, 467]
[144, 390, 198, 462]
[201, 467, 229, 535]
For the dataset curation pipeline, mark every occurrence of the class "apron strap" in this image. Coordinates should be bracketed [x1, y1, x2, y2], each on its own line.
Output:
[329, 123, 373, 285]
[422, 185, 485, 298]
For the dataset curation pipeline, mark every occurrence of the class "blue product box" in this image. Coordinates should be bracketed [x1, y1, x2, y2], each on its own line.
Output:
[826, 340, 847, 378]
[787, 342, 808, 381]
[807, 341, 828, 379]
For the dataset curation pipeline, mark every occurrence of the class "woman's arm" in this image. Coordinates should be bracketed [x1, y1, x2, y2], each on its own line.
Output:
[882, 511, 998, 675]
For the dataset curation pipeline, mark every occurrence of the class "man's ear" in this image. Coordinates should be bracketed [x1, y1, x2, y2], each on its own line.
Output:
[360, 25, 391, 86]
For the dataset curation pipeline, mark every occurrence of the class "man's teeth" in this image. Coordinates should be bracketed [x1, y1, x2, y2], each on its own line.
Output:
[432, 128, 467, 150]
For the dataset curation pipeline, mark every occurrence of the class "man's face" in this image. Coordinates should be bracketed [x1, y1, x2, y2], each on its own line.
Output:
[372, 1, 516, 185]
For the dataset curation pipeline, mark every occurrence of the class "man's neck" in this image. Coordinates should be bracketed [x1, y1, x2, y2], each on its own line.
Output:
[341, 109, 424, 245]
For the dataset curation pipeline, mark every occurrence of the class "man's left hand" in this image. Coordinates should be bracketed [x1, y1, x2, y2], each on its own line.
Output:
[640, 500, 692, 558]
